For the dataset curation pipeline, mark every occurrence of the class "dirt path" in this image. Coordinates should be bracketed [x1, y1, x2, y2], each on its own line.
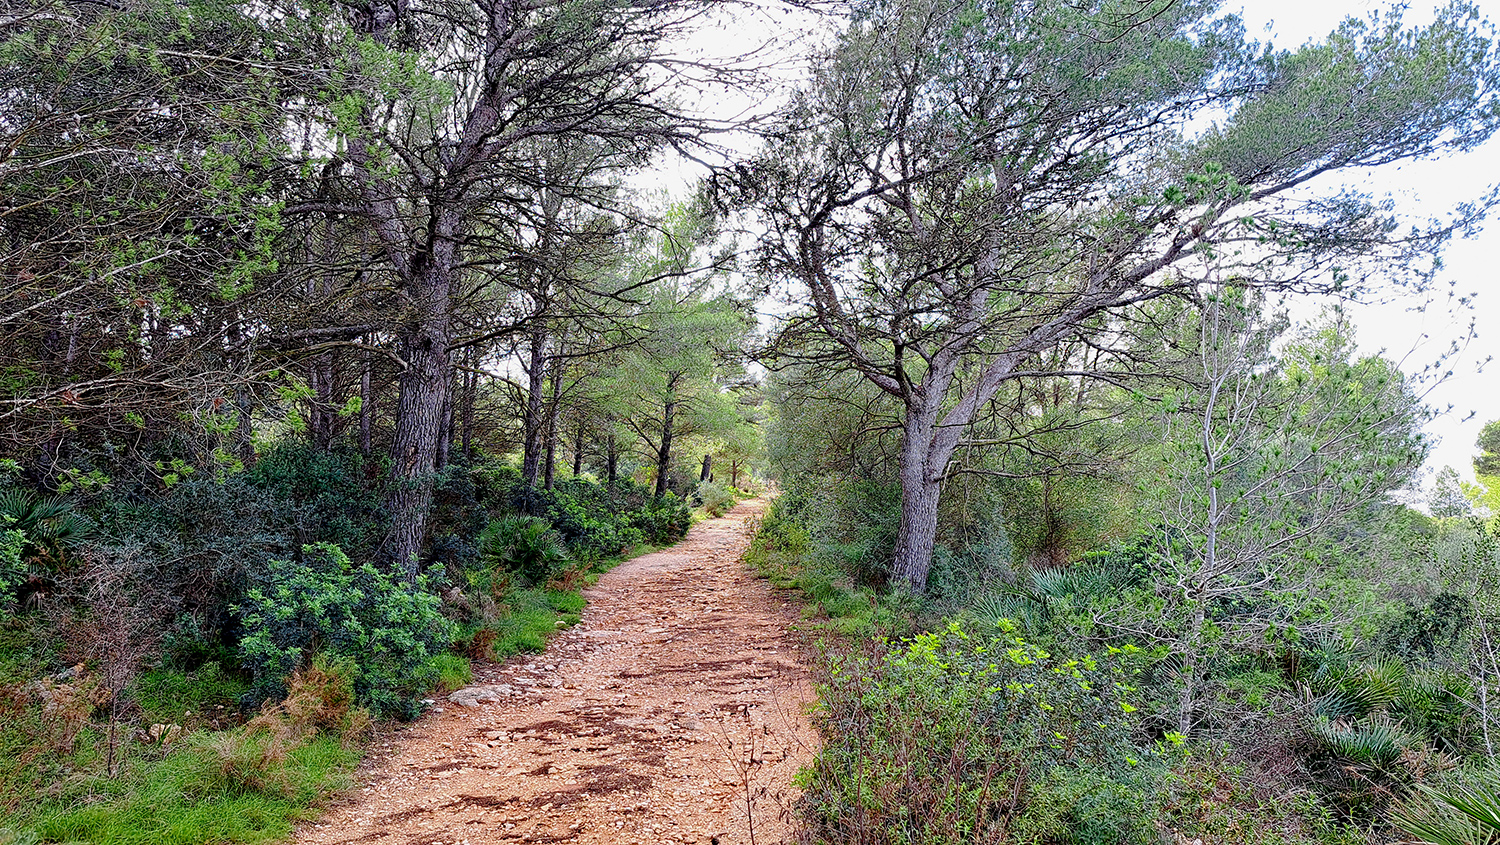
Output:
[295, 499, 817, 845]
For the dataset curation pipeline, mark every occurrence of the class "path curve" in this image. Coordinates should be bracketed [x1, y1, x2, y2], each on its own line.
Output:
[296, 499, 816, 845]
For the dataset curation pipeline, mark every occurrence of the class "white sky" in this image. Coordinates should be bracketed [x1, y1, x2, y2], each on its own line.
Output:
[1233, 0, 1500, 484]
[658, 0, 1500, 485]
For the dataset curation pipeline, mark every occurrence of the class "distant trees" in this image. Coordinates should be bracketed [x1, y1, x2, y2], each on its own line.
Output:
[280, 0, 746, 569]
[737, 0, 1500, 591]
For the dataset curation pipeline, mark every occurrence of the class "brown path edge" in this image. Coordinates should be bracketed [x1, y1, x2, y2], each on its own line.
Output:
[293, 498, 817, 845]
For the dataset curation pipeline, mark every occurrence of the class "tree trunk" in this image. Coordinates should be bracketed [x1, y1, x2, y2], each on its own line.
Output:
[699, 453, 712, 483]
[1177, 594, 1207, 737]
[654, 400, 676, 497]
[435, 390, 452, 471]
[384, 260, 454, 577]
[460, 352, 476, 461]
[542, 354, 563, 490]
[521, 329, 547, 487]
[359, 344, 373, 457]
[572, 417, 585, 477]
[606, 433, 618, 484]
[730, 459, 739, 489]
[889, 402, 945, 592]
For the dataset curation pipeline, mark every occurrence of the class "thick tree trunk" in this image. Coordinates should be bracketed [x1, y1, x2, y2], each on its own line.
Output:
[699, 453, 712, 483]
[889, 404, 945, 592]
[654, 400, 675, 497]
[730, 459, 739, 489]
[384, 260, 454, 577]
[521, 329, 547, 487]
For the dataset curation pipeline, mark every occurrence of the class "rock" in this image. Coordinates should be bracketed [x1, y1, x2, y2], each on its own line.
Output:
[448, 684, 516, 707]
[148, 723, 184, 745]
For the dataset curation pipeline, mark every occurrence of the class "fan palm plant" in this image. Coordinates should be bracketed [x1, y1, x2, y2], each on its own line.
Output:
[1394, 773, 1500, 845]
[0, 487, 91, 570]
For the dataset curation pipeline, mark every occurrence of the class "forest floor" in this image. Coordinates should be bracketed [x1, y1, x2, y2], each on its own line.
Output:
[293, 498, 817, 845]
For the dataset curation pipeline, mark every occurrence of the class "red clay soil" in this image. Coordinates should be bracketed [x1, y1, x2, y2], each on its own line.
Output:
[293, 498, 818, 845]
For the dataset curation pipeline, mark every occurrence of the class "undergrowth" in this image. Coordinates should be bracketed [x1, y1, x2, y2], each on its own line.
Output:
[742, 505, 910, 637]
[1, 659, 364, 844]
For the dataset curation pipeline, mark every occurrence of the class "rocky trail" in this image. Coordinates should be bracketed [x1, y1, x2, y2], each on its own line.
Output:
[295, 499, 817, 845]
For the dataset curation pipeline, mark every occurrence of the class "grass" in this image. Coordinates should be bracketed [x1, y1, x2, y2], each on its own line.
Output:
[466, 542, 657, 661]
[742, 509, 909, 637]
[426, 653, 472, 693]
[23, 732, 357, 845]
[132, 661, 249, 727]
[0, 658, 362, 845]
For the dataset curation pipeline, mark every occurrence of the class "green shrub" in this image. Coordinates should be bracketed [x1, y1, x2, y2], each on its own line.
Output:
[1394, 767, 1500, 845]
[801, 621, 1162, 845]
[235, 543, 454, 719]
[695, 480, 737, 517]
[628, 491, 691, 546]
[477, 516, 570, 587]
[0, 529, 22, 619]
[246, 444, 384, 557]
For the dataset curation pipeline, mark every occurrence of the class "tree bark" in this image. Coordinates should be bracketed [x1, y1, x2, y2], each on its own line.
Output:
[572, 417, 585, 477]
[460, 351, 476, 461]
[654, 399, 676, 497]
[521, 328, 548, 487]
[699, 453, 712, 483]
[384, 257, 454, 577]
[542, 351, 563, 490]
[435, 389, 452, 471]
[606, 432, 618, 484]
[730, 459, 739, 489]
[889, 395, 947, 592]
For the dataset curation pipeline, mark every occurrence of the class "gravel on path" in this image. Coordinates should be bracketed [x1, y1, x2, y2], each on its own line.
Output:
[293, 498, 817, 845]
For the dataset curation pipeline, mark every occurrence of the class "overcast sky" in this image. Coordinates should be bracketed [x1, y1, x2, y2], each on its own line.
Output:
[1237, 0, 1500, 484]
[664, 0, 1500, 487]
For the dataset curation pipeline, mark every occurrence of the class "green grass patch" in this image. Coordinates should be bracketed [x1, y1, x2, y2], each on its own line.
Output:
[132, 662, 249, 727]
[20, 732, 357, 845]
[470, 543, 655, 662]
[0, 619, 56, 685]
[424, 653, 471, 694]
[743, 506, 908, 637]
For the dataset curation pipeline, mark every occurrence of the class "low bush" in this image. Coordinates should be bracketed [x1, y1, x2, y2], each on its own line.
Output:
[236, 543, 455, 719]
[477, 515, 570, 587]
[800, 621, 1164, 845]
[744, 504, 908, 636]
[696, 480, 737, 517]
